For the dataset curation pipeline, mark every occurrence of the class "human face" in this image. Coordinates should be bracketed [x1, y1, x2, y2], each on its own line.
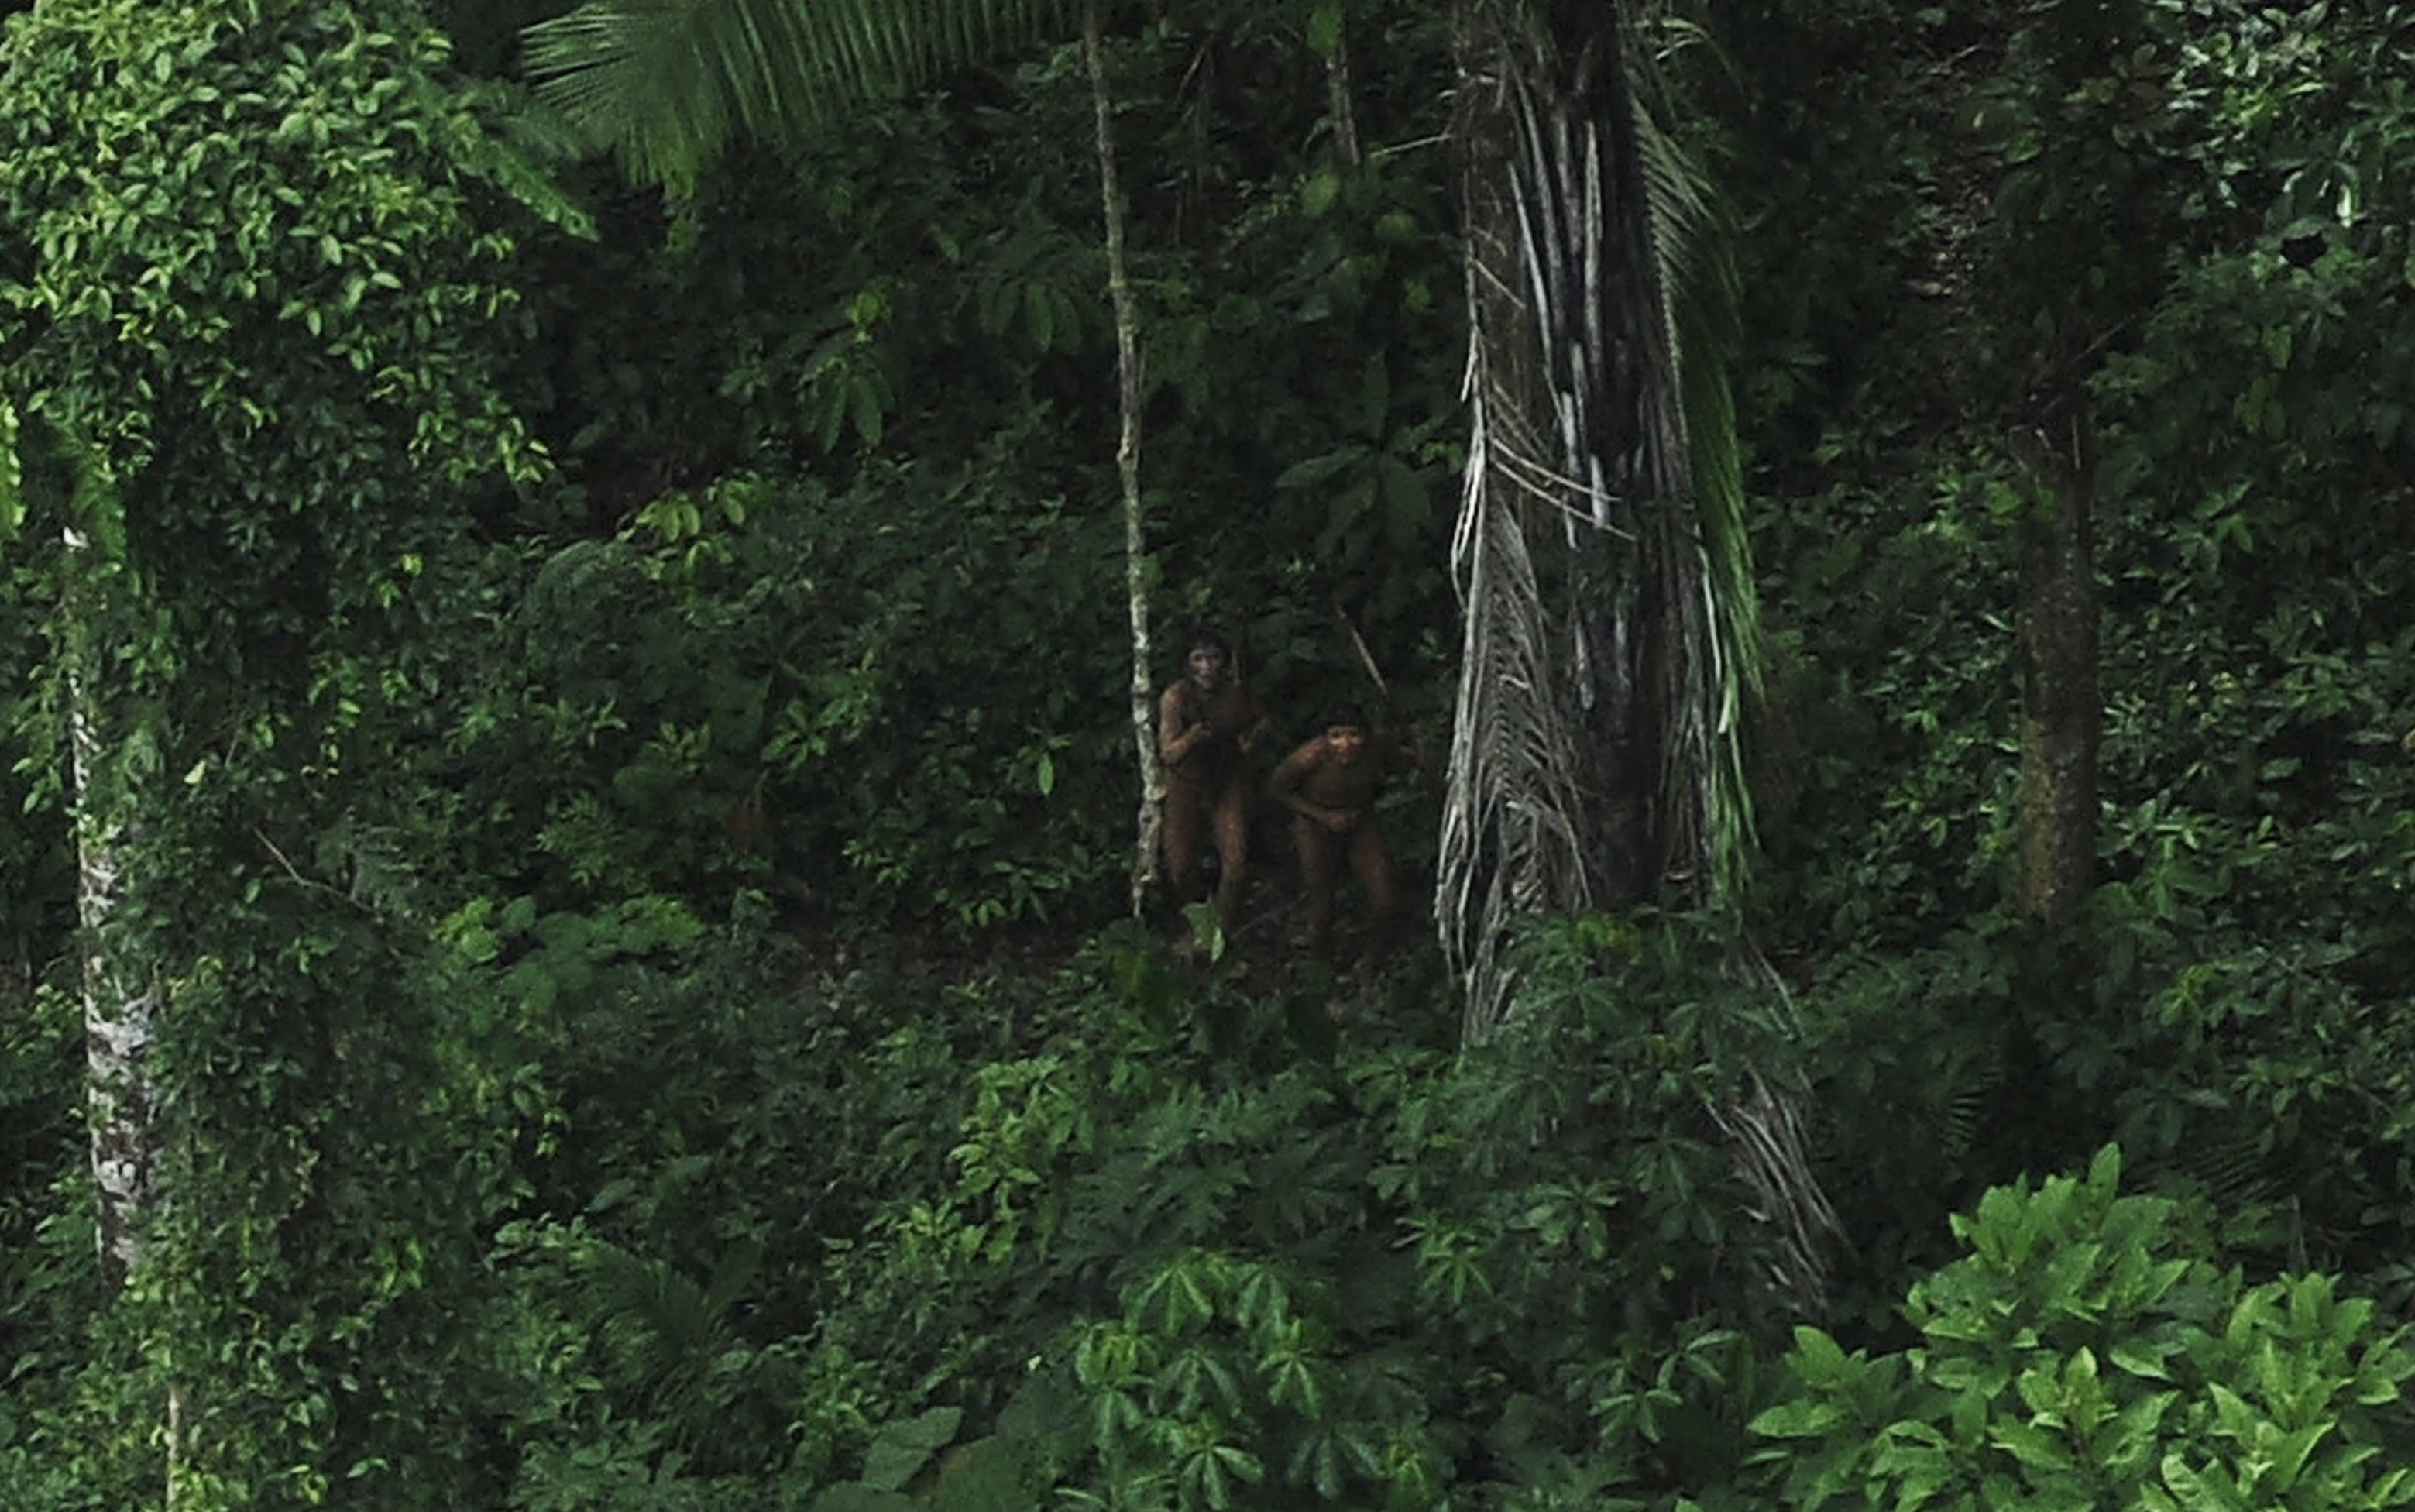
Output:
[1187, 644, 1228, 688]
[1324, 724, 1367, 760]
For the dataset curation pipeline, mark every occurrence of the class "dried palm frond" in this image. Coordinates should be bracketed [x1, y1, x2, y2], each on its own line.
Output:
[1440, 397, 1595, 1037]
[1440, 0, 1831, 1311]
[1443, 0, 1755, 1035]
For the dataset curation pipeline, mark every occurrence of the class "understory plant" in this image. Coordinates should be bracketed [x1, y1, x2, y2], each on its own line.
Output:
[1751, 1145, 2415, 1510]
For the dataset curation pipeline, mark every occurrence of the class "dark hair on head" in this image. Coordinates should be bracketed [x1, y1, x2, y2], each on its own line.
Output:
[1185, 626, 1232, 658]
[1321, 702, 1369, 733]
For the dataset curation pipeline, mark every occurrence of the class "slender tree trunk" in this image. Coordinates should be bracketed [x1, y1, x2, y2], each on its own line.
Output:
[1324, 33, 1362, 169]
[2015, 397, 2099, 930]
[68, 607, 159, 1296]
[35, 428, 184, 1505]
[1084, 4, 1162, 916]
[55, 462, 160, 1295]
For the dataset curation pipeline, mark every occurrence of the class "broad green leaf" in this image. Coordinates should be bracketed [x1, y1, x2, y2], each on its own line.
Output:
[862, 1406, 964, 1492]
[1747, 1397, 1846, 1438]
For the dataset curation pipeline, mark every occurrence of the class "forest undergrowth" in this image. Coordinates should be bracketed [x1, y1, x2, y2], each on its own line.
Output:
[8, 0, 2415, 1507]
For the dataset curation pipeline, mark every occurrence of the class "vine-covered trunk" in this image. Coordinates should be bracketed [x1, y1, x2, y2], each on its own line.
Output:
[2015, 399, 2099, 930]
[9, 291, 184, 1512]
[1084, 4, 1163, 916]
[69, 637, 158, 1294]
[56, 452, 186, 1503]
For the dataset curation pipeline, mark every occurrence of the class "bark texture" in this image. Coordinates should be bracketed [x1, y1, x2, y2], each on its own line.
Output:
[64, 509, 161, 1294]
[1324, 35, 1362, 169]
[2015, 400, 2100, 930]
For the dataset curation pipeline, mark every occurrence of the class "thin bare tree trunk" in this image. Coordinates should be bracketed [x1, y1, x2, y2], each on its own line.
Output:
[1325, 34, 1362, 169]
[1084, 5, 1163, 916]
[2015, 397, 2099, 930]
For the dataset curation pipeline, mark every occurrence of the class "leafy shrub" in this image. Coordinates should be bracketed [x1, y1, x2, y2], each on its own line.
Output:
[462, 455, 1130, 934]
[1752, 1146, 2415, 1510]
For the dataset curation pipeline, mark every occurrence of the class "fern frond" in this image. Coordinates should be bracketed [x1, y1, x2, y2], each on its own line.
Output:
[583, 1237, 733, 1386]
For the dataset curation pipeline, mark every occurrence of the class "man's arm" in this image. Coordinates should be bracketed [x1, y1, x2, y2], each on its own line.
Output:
[1271, 739, 1352, 830]
[1238, 692, 1271, 753]
[1159, 686, 1203, 765]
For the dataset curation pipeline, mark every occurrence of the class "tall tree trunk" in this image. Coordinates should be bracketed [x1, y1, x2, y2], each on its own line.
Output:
[1084, 4, 1163, 916]
[50, 438, 185, 1503]
[2014, 396, 2099, 930]
[68, 600, 159, 1297]
[1438, 0, 1830, 1310]
[1441, 0, 1733, 1038]
[1324, 32, 1362, 169]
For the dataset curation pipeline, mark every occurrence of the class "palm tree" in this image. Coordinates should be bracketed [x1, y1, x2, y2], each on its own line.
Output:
[521, 0, 1174, 912]
[1441, 0, 1832, 1302]
[1440, 0, 1757, 1037]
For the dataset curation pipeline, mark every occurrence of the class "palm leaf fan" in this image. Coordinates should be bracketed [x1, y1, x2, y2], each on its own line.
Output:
[524, 0, 1085, 190]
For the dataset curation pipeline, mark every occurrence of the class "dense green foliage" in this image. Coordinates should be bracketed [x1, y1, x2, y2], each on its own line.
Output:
[1755, 1147, 2415, 1510]
[5, 0, 2415, 1507]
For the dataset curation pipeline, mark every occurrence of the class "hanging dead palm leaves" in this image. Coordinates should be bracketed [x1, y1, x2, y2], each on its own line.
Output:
[1439, 0, 1832, 1311]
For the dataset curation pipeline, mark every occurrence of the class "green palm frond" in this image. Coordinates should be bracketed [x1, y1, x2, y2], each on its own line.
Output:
[524, 0, 1084, 189]
[1631, 95, 1757, 905]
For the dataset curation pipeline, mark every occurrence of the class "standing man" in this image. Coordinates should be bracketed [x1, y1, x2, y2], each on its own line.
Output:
[1158, 628, 1268, 943]
[1269, 703, 1417, 967]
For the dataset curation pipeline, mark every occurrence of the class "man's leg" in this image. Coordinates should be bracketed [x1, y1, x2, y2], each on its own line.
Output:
[1295, 815, 1340, 961]
[1349, 823, 1396, 966]
[1162, 783, 1205, 905]
[1209, 780, 1252, 931]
